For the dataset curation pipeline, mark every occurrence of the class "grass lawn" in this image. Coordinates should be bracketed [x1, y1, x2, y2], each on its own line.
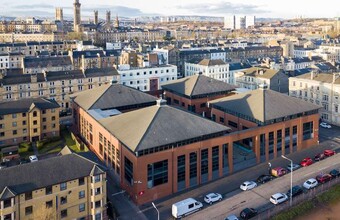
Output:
[38, 140, 64, 154]
[18, 142, 33, 158]
[60, 127, 84, 153]
[272, 184, 340, 220]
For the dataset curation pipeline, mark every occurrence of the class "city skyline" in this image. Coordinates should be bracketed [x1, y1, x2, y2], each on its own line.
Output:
[0, 0, 340, 19]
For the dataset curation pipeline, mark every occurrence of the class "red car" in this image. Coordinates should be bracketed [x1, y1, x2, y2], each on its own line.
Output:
[300, 157, 313, 167]
[314, 153, 326, 161]
[324, 149, 336, 157]
[316, 174, 332, 183]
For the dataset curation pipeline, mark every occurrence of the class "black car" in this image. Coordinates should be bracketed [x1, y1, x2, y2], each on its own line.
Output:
[287, 185, 304, 198]
[240, 208, 257, 220]
[256, 174, 273, 184]
[329, 169, 340, 178]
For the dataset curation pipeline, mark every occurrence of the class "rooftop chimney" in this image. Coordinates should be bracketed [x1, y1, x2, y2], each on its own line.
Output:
[156, 99, 167, 107]
[258, 84, 268, 90]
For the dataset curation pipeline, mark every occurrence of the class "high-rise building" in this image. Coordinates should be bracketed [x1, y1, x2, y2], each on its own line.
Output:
[114, 14, 119, 29]
[94, 10, 98, 25]
[106, 11, 111, 29]
[55, 8, 63, 22]
[224, 15, 255, 30]
[73, 0, 81, 32]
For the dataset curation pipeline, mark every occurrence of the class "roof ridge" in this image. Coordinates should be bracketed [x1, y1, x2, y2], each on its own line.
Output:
[87, 84, 111, 110]
[190, 74, 200, 96]
[134, 105, 161, 152]
[262, 89, 266, 122]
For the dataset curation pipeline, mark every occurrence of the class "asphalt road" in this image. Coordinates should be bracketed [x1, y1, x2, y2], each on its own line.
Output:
[187, 153, 340, 220]
[140, 126, 340, 220]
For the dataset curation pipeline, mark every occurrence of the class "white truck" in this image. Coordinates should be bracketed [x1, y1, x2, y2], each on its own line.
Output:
[172, 198, 203, 219]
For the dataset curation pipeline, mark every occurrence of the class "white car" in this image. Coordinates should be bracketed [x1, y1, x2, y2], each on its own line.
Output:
[303, 178, 318, 189]
[240, 181, 257, 191]
[29, 155, 38, 162]
[204, 193, 222, 204]
[270, 193, 288, 205]
[225, 214, 239, 220]
[320, 122, 331, 129]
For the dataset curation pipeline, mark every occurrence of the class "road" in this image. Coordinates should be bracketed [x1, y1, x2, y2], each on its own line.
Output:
[140, 126, 340, 220]
[187, 153, 340, 220]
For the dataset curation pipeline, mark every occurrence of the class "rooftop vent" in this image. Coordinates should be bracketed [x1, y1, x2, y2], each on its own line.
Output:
[156, 99, 167, 106]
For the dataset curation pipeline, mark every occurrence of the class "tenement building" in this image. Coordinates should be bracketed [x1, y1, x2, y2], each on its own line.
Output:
[72, 84, 320, 205]
[289, 72, 340, 126]
[0, 153, 107, 220]
[0, 98, 60, 146]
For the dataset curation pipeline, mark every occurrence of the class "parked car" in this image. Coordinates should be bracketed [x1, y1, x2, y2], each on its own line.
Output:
[19, 158, 29, 164]
[240, 181, 257, 191]
[240, 208, 257, 220]
[256, 174, 274, 184]
[316, 174, 332, 184]
[172, 198, 203, 219]
[320, 122, 331, 128]
[225, 214, 239, 220]
[300, 157, 313, 167]
[324, 149, 336, 157]
[29, 155, 38, 162]
[303, 178, 318, 189]
[270, 193, 288, 205]
[287, 185, 304, 198]
[286, 163, 301, 172]
[314, 153, 326, 161]
[329, 169, 340, 178]
[271, 167, 287, 177]
[204, 193, 222, 204]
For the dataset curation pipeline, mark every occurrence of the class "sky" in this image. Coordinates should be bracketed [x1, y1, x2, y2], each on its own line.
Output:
[1, 0, 340, 19]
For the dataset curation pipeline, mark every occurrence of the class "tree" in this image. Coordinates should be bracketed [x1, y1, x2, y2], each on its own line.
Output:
[33, 203, 56, 220]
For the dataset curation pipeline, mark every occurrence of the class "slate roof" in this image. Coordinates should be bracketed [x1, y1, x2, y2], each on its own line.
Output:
[238, 67, 281, 79]
[99, 104, 230, 153]
[229, 63, 252, 71]
[295, 73, 340, 84]
[161, 74, 236, 98]
[84, 67, 119, 78]
[0, 98, 59, 116]
[44, 70, 84, 81]
[23, 56, 72, 68]
[210, 89, 320, 124]
[72, 84, 158, 111]
[0, 154, 105, 199]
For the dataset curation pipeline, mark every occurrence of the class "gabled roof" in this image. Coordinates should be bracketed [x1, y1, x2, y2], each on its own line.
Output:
[23, 56, 72, 68]
[239, 67, 281, 79]
[99, 104, 230, 152]
[45, 70, 84, 81]
[198, 59, 226, 66]
[72, 84, 158, 111]
[0, 187, 16, 200]
[210, 89, 320, 123]
[0, 98, 59, 116]
[0, 154, 105, 196]
[295, 73, 340, 84]
[161, 74, 236, 98]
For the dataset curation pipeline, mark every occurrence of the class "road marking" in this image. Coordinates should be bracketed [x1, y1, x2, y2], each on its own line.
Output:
[111, 190, 125, 196]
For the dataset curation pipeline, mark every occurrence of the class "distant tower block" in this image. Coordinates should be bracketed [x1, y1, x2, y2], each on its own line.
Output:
[55, 8, 63, 22]
[73, 0, 81, 32]
[114, 14, 120, 29]
[94, 10, 98, 25]
[106, 11, 111, 29]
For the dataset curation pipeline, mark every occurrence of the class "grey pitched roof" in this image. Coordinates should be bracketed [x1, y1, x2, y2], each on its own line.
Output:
[72, 84, 158, 111]
[99, 104, 230, 152]
[198, 59, 226, 66]
[210, 89, 320, 123]
[84, 67, 119, 78]
[0, 73, 45, 86]
[45, 70, 84, 81]
[295, 73, 340, 84]
[0, 187, 16, 200]
[0, 98, 59, 116]
[239, 67, 281, 79]
[161, 74, 236, 98]
[0, 154, 105, 197]
[23, 56, 72, 68]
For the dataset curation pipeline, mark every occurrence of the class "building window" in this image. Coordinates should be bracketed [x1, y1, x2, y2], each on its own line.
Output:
[61, 209, 67, 218]
[33, 120, 37, 125]
[33, 111, 37, 117]
[33, 128, 38, 133]
[45, 186, 52, 195]
[46, 200, 53, 208]
[42, 118, 46, 122]
[25, 206, 33, 215]
[79, 177, 85, 185]
[22, 113, 26, 117]
[124, 157, 133, 185]
[52, 116, 56, 121]
[200, 103, 206, 108]
[173, 99, 179, 104]
[95, 200, 101, 208]
[177, 155, 186, 183]
[303, 122, 313, 140]
[12, 122, 17, 127]
[219, 117, 224, 123]
[95, 187, 101, 195]
[79, 203, 85, 212]
[147, 160, 168, 188]
[201, 148, 209, 176]
[12, 130, 17, 135]
[60, 196, 67, 204]
[94, 175, 101, 183]
[25, 192, 32, 200]
[79, 190, 85, 199]
[3, 198, 12, 208]
[189, 152, 197, 180]
[228, 120, 238, 128]
[60, 182, 67, 191]
[212, 146, 219, 172]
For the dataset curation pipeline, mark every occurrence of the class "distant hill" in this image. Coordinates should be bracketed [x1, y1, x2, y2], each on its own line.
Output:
[0, 16, 16, 21]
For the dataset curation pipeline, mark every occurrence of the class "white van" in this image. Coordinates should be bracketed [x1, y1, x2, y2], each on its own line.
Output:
[172, 198, 203, 219]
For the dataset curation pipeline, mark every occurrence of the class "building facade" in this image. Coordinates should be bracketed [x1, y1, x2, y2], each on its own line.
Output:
[0, 98, 60, 146]
[0, 153, 107, 220]
[289, 72, 340, 126]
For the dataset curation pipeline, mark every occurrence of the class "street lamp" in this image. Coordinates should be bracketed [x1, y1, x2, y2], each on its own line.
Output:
[281, 155, 293, 207]
[152, 202, 159, 220]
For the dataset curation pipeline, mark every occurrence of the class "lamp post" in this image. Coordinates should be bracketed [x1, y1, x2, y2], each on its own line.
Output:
[281, 155, 293, 206]
[152, 202, 159, 220]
